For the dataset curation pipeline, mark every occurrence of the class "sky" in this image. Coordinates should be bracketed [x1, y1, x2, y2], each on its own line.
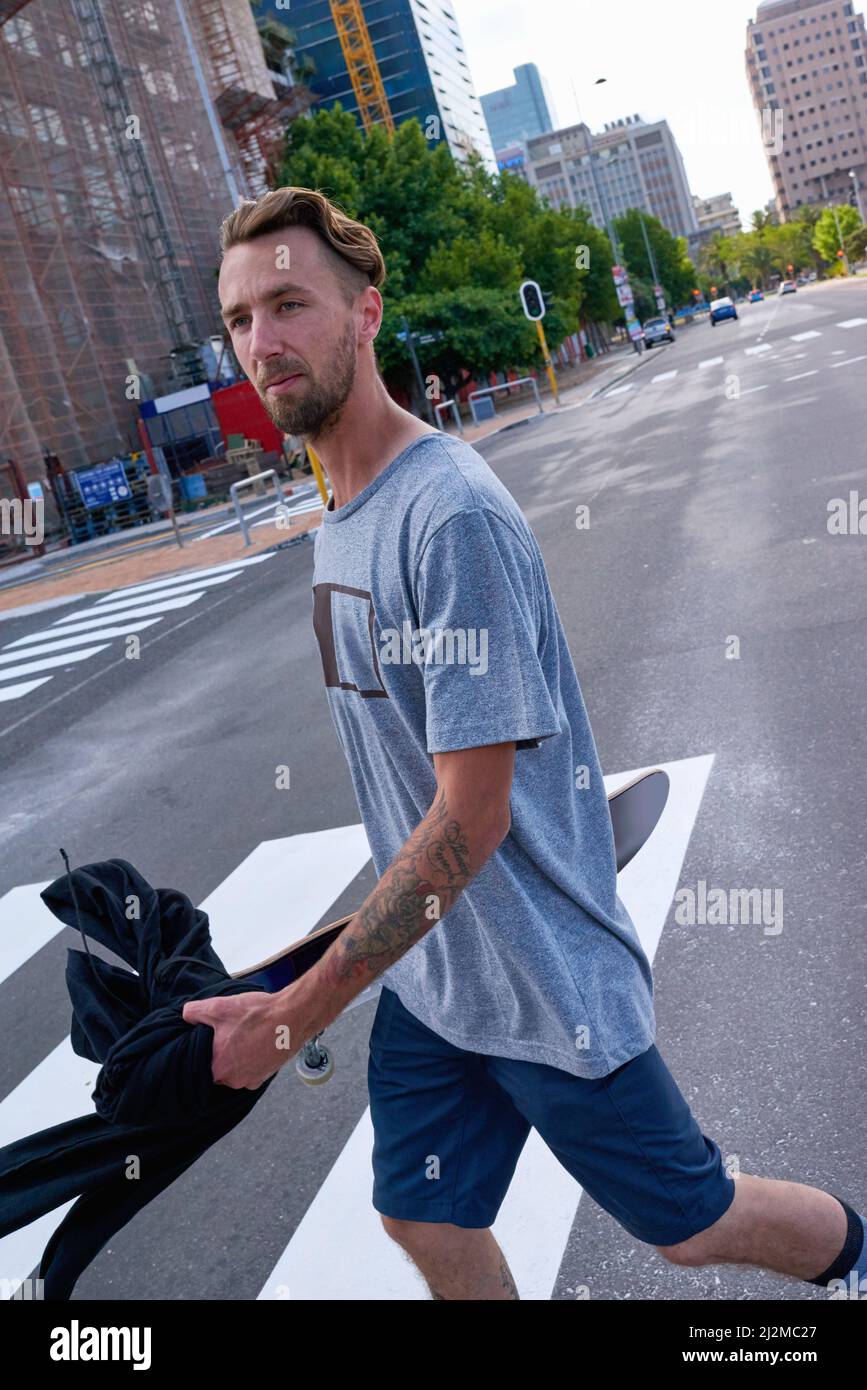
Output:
[453, 0, 777, 230]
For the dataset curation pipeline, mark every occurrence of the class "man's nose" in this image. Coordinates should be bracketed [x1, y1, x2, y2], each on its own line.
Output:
[248, 313, 287, 366]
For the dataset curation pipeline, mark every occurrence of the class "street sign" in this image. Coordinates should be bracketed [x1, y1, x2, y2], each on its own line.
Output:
[519, 280, 545, 320]
[611, 265, 629, 286]
[74, 460, 131, 510]
[616, 283, 634, 307]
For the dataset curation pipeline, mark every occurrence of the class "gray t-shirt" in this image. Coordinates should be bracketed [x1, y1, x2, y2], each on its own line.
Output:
[310, 431, 655, 1078]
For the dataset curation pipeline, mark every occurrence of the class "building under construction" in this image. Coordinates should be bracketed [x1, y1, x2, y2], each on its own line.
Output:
[0, 0, 313, 551]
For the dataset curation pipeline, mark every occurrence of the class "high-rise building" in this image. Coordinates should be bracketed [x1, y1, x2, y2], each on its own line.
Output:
[480, 62, 556, 155]
[746, 0, 867, 220]
[692, 192, 743, 238]
[262, 0, 497, 174]
[523, 114, 700, 244]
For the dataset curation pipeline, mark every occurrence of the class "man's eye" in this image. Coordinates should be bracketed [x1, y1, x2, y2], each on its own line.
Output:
[230, 316, 249, 329]
[279, 300, 302, 311]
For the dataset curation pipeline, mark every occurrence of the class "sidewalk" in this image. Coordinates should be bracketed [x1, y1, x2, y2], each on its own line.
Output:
[0, 341, 658, 619]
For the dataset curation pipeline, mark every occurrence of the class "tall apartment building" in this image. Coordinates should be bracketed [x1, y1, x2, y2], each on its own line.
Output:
[0, 0, 311, 489]
[692, 192, 743, 238]
[746, 0, 867, 219]
[524, 114, 700, 244]
[480, 62, 556, 155]
[264, 0, 497, 173]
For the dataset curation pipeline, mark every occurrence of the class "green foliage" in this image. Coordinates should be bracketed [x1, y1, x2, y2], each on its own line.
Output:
[813, 204, 862, 262]
[274, 105, 621, 389]
[612, 209, 697, 309]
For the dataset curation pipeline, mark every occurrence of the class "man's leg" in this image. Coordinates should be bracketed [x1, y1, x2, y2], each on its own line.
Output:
[656, 1174, 865, 1285]
[381, 1217, 519, 1300]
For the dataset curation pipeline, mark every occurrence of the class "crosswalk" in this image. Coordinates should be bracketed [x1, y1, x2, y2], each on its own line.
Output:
[0, 752, 715, 1300]
[0, 555, 277, 707]
[596, 313, 867, 402]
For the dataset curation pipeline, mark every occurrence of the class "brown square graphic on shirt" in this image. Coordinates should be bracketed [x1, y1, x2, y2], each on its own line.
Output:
[312, 582, 388, 698]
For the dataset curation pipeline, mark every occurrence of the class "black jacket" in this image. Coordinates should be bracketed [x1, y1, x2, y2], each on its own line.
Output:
[0, 856, 274, 1299]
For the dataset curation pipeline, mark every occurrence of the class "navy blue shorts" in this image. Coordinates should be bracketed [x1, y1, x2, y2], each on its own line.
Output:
[368, 987, 736, 1245]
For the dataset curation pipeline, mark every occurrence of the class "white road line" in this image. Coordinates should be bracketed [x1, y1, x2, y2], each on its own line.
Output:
[92, 572, 241, 609]
[0, 881, 62, 989]
[740, 385, 769, 396]
[790, 331, 821, 341]
[0, 677, 52, 702]
[784, 370, 818, 381]
[699, 357, 724, 369]
[0, 823, 373, 1291]
[830, 354, 867, 369]
[836, 318, 867, 328]
[651, 370, 678, 382]
[92, 553, 275, 604]
[2, 620, 160, 656]
[258, 754, 716, 1302]
[0, 645, 109, 682]
[603, 384, 633, 397]
[49, 593, 205, 632]
[830, 349, 846, 355]
[744, 343, 772, 355]
[194, 494, 318, 542]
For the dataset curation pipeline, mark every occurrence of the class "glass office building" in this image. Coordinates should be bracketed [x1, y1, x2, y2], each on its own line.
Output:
[480, 63, 556, 154]
[261, 0, 496, 172]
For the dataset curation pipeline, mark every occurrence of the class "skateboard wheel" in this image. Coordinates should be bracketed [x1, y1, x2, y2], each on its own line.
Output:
[296, 1047, 334, 1085]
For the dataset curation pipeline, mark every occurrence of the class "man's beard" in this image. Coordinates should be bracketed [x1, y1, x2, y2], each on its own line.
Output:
[256, 324, 357, 440]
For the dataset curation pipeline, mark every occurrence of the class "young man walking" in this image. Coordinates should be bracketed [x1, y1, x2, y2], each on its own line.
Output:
[184, 188, 866, 1301]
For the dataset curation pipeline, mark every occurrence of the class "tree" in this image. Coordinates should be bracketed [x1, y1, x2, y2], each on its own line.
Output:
[813, 204, 863, 263]
[612, 209, 696, 308]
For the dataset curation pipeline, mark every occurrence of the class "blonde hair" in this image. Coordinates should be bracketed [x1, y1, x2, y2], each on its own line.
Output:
[219, 187, 386, 303]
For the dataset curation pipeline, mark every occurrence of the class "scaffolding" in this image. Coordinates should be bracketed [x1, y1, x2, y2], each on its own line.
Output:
[0, 0, 312, 553]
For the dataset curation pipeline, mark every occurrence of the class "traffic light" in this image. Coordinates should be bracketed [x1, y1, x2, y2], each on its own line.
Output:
[838, 249, 845, 258]
[710, 286, 717, 295]
[787, 263, 794, 273]
[519, 280, 545, 320]
[692, 289, 700, 297]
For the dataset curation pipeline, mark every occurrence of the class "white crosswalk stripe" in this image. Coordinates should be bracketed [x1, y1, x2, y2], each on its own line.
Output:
[651, 370, 678, 382]
[0, 557, 277, 706]
[744, 343, 772, 355]
[789, 331, 821, 341]
[2, 620, 160, 655]
[698, 357, 724, 369]
[0, 756, 714, 1301]
[0, 644, 110, 681]
[837, 318, 867, 328]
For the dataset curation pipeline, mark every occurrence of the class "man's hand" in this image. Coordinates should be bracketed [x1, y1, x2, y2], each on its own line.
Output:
[182, 987, 311, 1091]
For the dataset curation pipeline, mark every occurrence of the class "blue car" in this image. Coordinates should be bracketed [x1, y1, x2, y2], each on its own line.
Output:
[709, 296, 738, 326]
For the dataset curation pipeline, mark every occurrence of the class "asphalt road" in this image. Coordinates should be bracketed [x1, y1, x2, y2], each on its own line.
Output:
[1, 279, 865, 1301]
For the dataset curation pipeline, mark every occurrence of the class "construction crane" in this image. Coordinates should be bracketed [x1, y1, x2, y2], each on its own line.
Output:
[329, 0, 394, 135]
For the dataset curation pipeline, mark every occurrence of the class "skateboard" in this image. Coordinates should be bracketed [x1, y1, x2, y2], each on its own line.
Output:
[233, 767, 669, 1084]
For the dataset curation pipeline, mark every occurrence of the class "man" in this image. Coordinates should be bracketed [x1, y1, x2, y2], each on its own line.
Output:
[184, 188, 866, 1301]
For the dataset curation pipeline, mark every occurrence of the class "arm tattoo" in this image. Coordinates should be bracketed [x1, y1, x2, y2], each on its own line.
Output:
[321, 788, 474, 988]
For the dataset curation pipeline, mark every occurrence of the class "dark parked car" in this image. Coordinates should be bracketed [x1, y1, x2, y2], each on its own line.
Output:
[709, 296, 738, 325]
[642, 315, 676, 347]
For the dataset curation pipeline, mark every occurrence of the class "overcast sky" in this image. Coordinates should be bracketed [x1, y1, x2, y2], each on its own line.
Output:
[453, 0, 776, 230]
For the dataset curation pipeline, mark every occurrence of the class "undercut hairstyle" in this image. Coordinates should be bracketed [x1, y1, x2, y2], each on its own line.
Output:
[219, 187, 386, 306]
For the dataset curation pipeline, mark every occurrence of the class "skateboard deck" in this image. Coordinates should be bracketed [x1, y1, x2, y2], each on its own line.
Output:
[234, 768, 669, 995]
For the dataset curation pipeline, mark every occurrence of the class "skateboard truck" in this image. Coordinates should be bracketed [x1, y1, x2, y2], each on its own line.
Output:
[296, 1032, 334, 1085]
